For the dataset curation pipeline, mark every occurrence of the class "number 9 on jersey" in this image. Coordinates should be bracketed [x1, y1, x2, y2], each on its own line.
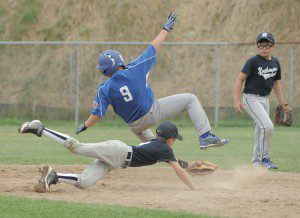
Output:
[119, 86, 133, 102]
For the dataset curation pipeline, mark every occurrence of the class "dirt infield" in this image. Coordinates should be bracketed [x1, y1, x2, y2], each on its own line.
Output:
[0, 165, 299, 218]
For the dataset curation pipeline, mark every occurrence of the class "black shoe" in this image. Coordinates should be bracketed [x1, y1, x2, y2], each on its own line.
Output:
[35, 166, 58, 192]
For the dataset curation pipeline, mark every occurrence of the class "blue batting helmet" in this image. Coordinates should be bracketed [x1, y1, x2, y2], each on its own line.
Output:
[96, 50, 125, 76]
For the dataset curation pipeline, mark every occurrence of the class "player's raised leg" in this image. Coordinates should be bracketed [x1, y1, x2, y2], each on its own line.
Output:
[18, 120, 69, 144]
[131, 128, 156, 142]
[156, 93, 229, 149]
[18, 120, 130, 168]
[18, 120, 44, 137]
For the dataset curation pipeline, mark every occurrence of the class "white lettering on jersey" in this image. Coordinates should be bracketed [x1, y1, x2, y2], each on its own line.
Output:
[258, 67, 278, 80]
[138, 142, 151, 146]
[92, 101, 98, 110]
[119, 86, 133, 102]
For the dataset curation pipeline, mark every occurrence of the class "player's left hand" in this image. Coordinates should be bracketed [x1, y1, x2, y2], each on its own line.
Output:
[76, 123, 87, 135]
[162, 12, 177, 32]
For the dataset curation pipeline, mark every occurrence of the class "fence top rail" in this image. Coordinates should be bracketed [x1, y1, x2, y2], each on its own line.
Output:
[0, 41, 299, 46]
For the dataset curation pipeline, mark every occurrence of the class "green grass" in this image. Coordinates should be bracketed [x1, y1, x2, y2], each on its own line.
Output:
[0, 195, 216, 218]
[1, 114, 299, 128]
[0, 121, 299, 172]
[0, 120, 299, 217]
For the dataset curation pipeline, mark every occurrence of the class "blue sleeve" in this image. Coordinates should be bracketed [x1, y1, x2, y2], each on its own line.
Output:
[126, 44, 156, 76]
[241, 57, 254, 76]
[90, 86, 109, 117]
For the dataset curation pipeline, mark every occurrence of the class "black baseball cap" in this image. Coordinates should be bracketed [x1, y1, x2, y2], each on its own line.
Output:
[256, 32, 275, 44]
[156, 121, 183, 141]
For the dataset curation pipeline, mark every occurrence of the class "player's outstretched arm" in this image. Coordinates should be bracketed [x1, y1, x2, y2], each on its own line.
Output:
[233, 72, 247, 114]
[169, 161, 197, 190]
[76, 114, 101, 135]
[152, 12, 177, 51]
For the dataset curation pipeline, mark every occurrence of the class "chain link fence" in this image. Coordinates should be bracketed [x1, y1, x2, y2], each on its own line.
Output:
[0, 42, 299, 126]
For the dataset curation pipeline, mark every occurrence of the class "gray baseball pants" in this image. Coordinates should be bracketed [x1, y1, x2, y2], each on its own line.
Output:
[128, 93, 211, 142]
[243, 94, 274, 164]
[63, 138, 132, 189]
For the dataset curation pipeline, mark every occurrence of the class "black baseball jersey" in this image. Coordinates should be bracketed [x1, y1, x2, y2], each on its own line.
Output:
[242, 54, 281, 96]
[129, 139, 177, 167]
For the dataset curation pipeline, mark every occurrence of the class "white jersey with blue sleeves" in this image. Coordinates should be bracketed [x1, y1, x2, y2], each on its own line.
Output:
[90, 44, 157, 123]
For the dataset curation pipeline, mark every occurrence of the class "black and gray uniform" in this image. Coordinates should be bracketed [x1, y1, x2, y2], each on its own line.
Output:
[241, 54, 281, 164]
[62, 137, 177, 189]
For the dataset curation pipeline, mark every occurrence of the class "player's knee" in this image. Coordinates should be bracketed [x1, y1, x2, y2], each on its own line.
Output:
[184, 93, 198, 104]
[140, 130, 155, 142]
[188, 93, 198, 103]
[75, 173, 96, 190]
[76, 183, 89, 190]
[264, 124, 274, 135]
[64, 137, 83, 152]
[188, 93, 200, 108]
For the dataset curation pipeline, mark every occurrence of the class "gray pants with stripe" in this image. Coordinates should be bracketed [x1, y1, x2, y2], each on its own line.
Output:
[128, 93, 211, 142]
[243, 94, 274, 164]
[64, 138, 132, 189]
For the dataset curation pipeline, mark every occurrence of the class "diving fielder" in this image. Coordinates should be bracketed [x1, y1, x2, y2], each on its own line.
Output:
[19, 120, 197, 191]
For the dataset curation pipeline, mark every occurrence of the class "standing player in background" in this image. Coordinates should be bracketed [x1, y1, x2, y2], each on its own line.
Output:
[77, 13, 229, 150]
[233, 32, 287, 169]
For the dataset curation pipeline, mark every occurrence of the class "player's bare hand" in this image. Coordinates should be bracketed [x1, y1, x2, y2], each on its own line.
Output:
[234, 101, 244, 114]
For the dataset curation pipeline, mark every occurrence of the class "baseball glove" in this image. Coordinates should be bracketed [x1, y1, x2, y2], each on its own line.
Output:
[178, 159, 218, 175]
[274, 104, 294, 127]
[186, 160, 218, 175]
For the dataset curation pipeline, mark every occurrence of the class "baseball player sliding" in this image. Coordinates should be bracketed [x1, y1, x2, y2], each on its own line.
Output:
[19, 120, 197, 191]
[76, 12, 229, 150]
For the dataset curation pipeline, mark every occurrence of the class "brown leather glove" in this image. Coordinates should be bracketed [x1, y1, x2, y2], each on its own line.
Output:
[186, 160, 218, 176]
[274, 104, 294, 127]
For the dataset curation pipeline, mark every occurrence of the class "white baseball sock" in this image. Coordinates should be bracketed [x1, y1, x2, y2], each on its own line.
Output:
[57, 173, 78, 186]
[42, 128, 70, 145]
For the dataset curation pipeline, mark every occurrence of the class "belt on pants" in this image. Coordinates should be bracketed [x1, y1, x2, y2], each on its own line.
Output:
[122, 151, 132, 169]
[244, 93, 269, 97]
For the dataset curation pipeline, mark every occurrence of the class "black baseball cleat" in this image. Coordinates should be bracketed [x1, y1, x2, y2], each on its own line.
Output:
[34, 166, 58, 192]
[18, 120, 44, 137]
